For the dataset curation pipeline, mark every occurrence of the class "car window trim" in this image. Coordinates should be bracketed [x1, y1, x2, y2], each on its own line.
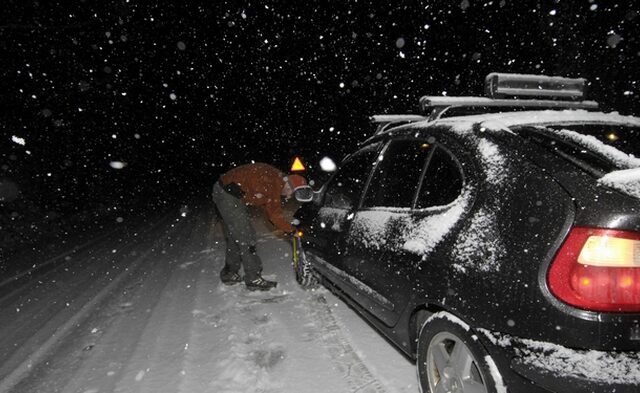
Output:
[354, 136, 470, 213]
[356, 140, 391, 210]
[321, 141, 384, 208]
[358, 137, 437, 211]
[413, 141, 467, 211]
[411, 144, 436, 209]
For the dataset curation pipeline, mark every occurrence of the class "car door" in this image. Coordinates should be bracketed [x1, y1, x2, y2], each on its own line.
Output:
[304, 142, 383, 280]
[343, 137, 468, 327]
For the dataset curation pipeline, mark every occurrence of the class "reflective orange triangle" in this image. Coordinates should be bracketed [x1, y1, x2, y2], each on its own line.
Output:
[290, 156, 306, 172]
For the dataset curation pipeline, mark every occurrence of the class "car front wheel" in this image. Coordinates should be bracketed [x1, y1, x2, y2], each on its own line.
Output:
[416, 312, 501, 393]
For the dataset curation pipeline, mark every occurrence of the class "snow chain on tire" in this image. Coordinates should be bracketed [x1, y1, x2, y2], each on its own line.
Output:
[293, 236, 318, 289]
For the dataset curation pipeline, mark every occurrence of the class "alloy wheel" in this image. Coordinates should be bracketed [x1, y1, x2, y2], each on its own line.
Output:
[425, 331, 488, 393]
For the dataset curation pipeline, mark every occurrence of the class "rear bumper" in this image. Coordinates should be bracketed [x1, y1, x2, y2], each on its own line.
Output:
[477, 329, 640, 393]
[510, 360, 640, 393]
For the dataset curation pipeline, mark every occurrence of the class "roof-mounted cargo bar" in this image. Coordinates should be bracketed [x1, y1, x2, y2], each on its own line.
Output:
[374, 73, 599, 130]
[370, 114, 428, 134]
[485, 73, 586, 99]
[420, 96, 600, 121]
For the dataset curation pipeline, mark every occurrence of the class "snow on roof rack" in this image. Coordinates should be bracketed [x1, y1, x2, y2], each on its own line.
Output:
[485, 73, 586, 99]
[370, 114, 428, 134]
[419, 96, 600, 121]
[372, 74, 600, 132]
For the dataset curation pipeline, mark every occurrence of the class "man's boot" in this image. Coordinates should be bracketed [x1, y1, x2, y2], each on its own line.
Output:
[220, 269, 243, 285]
[245, 276, 277, 291]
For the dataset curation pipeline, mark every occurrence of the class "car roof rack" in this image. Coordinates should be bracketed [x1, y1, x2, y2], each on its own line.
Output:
[371, 73, 601, 133]
[420, 96, 600, 121]
[370, 114, 428, 135]
[423, 73, 600, 121]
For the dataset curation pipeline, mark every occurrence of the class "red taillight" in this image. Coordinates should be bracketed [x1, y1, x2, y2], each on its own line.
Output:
[548, 227, 640, 312]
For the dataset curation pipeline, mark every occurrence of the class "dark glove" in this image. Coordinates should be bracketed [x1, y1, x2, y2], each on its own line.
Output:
[223, 182, 245, 199]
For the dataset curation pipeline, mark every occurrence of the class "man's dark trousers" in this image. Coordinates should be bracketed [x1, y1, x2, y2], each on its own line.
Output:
[212, 181, 262, 282]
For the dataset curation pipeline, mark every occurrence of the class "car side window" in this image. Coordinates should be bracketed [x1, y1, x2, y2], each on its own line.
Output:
[324, 143, 381, 209]
[416, 146, 463, 208]
[362, 140, 433, 208]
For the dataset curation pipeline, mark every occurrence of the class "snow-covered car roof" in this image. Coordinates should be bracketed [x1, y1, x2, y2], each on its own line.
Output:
[432, 109, 640, 131]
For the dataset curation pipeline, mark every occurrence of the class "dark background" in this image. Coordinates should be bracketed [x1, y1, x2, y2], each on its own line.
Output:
[1, 0, 639, 255]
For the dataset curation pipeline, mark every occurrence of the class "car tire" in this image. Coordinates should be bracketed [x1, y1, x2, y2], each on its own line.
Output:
[293, 238, 318, 289]
[416, 312, 502, 393]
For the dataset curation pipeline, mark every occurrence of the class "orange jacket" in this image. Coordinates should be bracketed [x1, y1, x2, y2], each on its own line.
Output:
[220, 163, 293, 232]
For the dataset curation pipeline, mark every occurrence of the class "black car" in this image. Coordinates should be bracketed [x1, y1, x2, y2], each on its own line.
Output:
[292, 73, 640, 393]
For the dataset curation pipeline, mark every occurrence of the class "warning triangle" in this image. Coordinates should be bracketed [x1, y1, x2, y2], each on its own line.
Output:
[290, 156, 306, 172]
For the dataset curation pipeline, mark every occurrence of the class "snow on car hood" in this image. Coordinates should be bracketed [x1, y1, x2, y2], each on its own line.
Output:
[598, 167, 640, 199]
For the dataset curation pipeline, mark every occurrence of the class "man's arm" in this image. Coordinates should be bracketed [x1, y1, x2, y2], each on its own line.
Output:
[264, 200, 294, 233]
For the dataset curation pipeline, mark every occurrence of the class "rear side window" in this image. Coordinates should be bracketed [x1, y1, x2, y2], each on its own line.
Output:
[324, 143, 381, 209]
[362, 140, 432, 208]
[415, 147, 464, 208]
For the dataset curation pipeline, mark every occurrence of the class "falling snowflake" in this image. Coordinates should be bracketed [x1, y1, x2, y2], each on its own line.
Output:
[11, 136, 25, 146]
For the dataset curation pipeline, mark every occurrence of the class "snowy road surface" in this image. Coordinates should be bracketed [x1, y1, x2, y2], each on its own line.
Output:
[0, 204, 417, 393]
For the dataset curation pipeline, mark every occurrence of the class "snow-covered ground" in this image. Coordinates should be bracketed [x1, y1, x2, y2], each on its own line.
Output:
[0, 204, 417, 393]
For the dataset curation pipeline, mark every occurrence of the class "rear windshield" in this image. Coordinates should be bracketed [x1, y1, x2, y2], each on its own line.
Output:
[524, 125, 640, 174]
[547, 125, 640, 159]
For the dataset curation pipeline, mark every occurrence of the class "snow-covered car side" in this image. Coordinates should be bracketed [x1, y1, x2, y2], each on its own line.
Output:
[294, 74, 640, 393]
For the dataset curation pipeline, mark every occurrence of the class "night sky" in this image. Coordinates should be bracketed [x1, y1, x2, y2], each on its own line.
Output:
[1, 1, 639, 252]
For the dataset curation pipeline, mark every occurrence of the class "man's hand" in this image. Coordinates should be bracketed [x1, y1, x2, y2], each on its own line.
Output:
[273, 228, 295, 238]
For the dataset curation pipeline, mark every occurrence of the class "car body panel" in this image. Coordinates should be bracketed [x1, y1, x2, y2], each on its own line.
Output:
[295, 109, 640, 392]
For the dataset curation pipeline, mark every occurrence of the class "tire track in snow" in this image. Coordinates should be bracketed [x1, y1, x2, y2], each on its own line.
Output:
[0, 247, 155, 393]
[0, 214, 186, 393]
[41, 212, 201, 393]
[0, 229, 114, 291]
[0, 211, 175, 305]
[307, 294, 388, 393]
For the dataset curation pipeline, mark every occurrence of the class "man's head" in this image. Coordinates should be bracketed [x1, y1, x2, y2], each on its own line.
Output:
[281, 174, 308, 198]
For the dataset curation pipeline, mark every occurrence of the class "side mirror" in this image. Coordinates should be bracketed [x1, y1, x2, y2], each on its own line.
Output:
[294, 186, 314, 203]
